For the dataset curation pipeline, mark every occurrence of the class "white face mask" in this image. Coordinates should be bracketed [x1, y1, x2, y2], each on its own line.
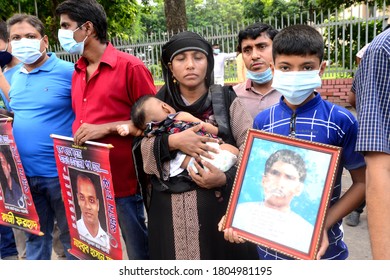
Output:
[271, 70, 322, 105]
[58, 27, 87, 55]
[11, 37, 45, 65]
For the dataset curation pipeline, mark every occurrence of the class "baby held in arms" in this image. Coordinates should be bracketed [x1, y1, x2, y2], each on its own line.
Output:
[117, 94, 239, 177]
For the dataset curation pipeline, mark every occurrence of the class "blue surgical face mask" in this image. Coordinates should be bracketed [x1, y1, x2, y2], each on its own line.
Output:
[58, 27, 88, 55]
[213, 48, 220, 55]
[246, 68, 273, 84]
[271, 70, 322, 105]
[11, 38, 45, 64]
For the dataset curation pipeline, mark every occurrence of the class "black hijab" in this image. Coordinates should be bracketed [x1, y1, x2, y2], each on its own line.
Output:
[158, 31, 214, 118]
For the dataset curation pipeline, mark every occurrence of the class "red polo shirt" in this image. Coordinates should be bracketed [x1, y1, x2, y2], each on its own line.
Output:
[72, 43, 156, 197]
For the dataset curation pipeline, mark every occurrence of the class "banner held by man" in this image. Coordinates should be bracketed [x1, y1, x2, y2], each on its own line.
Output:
[51, 134, 122, 260]
[0, 118, 42, 236]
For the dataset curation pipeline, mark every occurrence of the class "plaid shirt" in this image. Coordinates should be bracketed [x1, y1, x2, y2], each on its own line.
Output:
[352, 29, 390, 154]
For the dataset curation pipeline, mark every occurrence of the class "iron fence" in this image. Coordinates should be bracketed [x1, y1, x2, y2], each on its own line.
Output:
[49, 2, 389, 84]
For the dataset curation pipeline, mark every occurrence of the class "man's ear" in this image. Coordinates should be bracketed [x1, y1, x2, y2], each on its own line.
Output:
[83, 21, 94, 36]
[270, 62, 275, 74]
[42, 35, 49, 50]
[168, 62, 173, 73]
[319, 60, 327, 76]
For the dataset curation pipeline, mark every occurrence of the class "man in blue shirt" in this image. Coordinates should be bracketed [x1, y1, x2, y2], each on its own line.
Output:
[7, 14, 75, 260]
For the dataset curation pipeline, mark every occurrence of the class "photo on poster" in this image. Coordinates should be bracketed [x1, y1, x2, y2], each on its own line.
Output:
[68, 167, 110, 253]
[224, 129, 341, 260]
[0, 144, 27, 210]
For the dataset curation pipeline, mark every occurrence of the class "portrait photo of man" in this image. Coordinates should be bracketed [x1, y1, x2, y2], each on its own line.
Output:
[0, 144, 25, 209]
[70, 169, 110, 251]
[232, 149, 314, 253]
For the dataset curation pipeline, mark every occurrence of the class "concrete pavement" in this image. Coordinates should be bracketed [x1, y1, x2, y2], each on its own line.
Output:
[341, 169, 372, 260]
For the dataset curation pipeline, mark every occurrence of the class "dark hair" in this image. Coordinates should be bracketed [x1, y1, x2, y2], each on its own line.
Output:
[77, 173, 99, 198]
[7, 14, 45, 37]
[0, 20, 7, 42]
[272, 24, 324, 62]
[131, 94, 157, 130]
[56, 0, 107, 43]
[237, 22, 278, 53]
[264, 149, 307, 182]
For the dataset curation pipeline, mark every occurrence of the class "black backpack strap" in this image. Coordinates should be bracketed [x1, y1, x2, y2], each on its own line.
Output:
[132, 136, 152, 211]
[209, 84, 236, 145]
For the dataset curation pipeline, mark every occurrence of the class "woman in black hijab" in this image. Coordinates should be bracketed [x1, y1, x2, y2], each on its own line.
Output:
[136, 31, 256, 259]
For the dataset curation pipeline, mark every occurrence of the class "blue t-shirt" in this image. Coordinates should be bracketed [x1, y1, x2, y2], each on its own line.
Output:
[9, 53, 74, 177]
[0, 63, 22, 111]
[253, 93, 366, 260]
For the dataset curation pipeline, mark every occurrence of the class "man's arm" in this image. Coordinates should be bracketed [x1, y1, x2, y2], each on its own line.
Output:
[365, 152, 390, 259]
[73, 121, 134, 145]
[316, 166, 366, 259]
[0, 69, 10, 101]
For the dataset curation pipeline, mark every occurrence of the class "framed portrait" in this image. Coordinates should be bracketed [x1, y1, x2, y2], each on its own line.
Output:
[224, 129, 341, 260]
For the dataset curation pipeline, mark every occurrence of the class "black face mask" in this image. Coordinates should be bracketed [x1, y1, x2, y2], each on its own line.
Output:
[0, 50, 13, 68]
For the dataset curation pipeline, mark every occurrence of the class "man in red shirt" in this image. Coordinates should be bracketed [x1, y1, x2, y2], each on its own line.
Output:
[56, 0, 156, 259]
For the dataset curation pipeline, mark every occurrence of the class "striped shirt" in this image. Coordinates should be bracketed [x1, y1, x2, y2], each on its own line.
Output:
[352, 29, 390, 154]
[253, 93, 366, 260]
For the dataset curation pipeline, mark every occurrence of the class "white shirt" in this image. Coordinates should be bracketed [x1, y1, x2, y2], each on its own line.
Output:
[213, 52, 237, 78]
[77, 218, 110, 251]
[232, 202, 314, 253]
[356, 43, 370, 59]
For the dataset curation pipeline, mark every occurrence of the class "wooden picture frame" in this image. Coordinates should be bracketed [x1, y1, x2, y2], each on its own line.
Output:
[224, 129, 341, 260]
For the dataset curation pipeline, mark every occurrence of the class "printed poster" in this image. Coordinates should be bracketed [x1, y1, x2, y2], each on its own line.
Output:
[51, 134, 122, 260]
[0, 118, 42, 235]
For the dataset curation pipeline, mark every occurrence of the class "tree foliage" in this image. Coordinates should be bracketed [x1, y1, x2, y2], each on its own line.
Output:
[0, 0, 140, 43]
[316, 0, 390, 11]
[323, 16, 384, 67]
[1, 0, 388, 45]
[242, 0, 266, 22]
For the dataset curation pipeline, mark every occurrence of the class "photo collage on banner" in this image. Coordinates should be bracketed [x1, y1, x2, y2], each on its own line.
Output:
[0, 118, 42, 235]
[51, 134, 122, 260]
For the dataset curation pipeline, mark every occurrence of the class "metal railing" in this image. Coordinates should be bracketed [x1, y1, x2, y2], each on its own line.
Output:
[49, 2, 389, 84]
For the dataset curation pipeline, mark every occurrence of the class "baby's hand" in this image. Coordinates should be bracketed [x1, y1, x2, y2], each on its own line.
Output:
[117, 124, 130, 136]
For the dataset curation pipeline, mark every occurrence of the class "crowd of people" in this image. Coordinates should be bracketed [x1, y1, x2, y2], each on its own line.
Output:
[0, 0, 388, 260]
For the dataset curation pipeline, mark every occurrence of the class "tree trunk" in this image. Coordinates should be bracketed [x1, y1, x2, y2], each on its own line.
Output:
[164, 0, 187, 34]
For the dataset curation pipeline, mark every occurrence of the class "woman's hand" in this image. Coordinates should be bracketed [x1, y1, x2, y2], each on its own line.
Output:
[188, 159, 226, 189]
[169, 124, 219, 159]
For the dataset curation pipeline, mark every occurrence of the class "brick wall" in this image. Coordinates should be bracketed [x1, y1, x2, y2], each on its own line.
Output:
[155, 78, 354, 108]
[317, 78, 354, 107]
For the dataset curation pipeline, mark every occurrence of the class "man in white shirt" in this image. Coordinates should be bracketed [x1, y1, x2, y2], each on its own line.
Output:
[212, 43, 236, 86]
[76, 173, 110, 251]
